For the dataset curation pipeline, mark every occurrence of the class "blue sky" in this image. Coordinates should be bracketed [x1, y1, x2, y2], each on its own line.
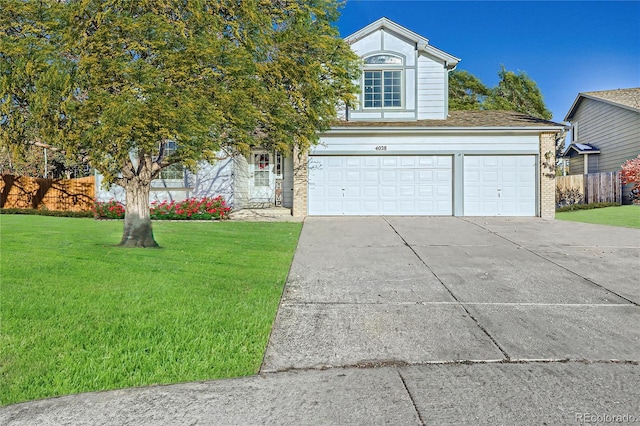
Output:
[336, 1, 640, 122]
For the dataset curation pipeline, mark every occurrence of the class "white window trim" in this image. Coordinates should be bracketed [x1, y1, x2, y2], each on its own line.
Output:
[361, 53, 406, 111]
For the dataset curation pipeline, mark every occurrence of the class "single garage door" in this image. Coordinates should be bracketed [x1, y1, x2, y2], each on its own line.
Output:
[308, 155, 452, 215]
[464, 155, 536, 216]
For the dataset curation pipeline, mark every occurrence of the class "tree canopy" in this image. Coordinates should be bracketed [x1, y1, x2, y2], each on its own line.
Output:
[448, 70, 490, 111]
[449, 66, 552, 120]
[1, 0, 360, 247]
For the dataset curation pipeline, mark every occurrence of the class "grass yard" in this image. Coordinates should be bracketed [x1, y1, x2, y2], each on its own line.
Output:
[556, 205, 640, 229]
[0, 215, 301, 406]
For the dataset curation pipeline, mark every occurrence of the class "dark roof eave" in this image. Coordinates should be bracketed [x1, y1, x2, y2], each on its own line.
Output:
[326, 125, 566, 133]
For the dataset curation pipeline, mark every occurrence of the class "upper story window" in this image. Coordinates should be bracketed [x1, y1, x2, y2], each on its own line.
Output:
[363, 54, 404, 109]
[571, 122, 578, 142]
[159, 141, 184, 180]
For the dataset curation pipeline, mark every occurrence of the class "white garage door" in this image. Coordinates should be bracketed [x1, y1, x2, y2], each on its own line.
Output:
[464, 155, 536, 216]
[308, 155, 452, 215]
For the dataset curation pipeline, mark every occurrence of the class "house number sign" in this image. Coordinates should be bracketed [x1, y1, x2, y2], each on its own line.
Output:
[375, 146, 387, 151]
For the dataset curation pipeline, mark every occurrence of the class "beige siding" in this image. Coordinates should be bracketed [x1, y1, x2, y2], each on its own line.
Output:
[283, 154, 294, 208]
[572, 99, 640, 171]
[570, 98, 640, 202]
[570, 155, 585, 175]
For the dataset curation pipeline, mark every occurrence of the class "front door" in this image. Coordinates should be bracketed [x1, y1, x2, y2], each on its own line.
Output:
[250, 151, 275, 204]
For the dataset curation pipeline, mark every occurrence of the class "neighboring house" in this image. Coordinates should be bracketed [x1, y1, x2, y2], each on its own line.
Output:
[98, 17, 565, 218]
[562, 88, 640, 203]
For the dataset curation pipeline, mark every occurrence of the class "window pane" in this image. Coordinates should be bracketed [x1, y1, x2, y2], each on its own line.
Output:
[364, 71, 382, 108]
[383, 71, 401, 108]
[160, 164, 184, 180]
[364, 70, 402, 109]
[254, 170, 270, 187]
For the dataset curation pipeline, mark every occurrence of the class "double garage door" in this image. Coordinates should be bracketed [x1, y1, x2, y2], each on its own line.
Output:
[308, 155, 536, 216]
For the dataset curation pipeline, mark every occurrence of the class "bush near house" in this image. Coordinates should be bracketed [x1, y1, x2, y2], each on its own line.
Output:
[93, 196, 231, 220]
[0, 208, 93, 218]
[556, 202, 620, 212]
[620, 155, 640, 205]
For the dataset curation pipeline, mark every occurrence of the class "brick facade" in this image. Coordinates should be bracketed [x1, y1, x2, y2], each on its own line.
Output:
[291, 145, 308, 217]
[539, 132, 557, 219]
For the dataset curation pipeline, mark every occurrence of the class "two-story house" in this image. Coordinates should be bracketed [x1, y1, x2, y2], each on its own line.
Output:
[562, 88, 640, 204]
[98, 18, 565, 218]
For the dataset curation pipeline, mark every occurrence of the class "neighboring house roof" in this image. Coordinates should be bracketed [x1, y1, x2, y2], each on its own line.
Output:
[345, 17, 460, 69]
[563, 143, 601, 158]
[334, 110, 565, 131]
[565, 88, 640, 121]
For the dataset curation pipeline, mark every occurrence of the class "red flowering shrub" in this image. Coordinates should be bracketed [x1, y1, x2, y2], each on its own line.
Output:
[93, 200, 125, 219]
[151, 196, 231, 220]
[621, 155, 640, 204]
[94, 196, 231, 220]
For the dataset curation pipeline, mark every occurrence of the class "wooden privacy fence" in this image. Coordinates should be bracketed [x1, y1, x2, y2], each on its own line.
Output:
[556, 171, 621, 205]
[0, 175, 95, 212]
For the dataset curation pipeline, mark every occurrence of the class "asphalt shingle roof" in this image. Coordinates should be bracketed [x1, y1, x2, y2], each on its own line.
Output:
[334, 110, 564, 128]
[582, 88, 640, 111]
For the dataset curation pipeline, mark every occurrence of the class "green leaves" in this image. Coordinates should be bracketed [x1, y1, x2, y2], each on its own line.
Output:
[2, 0, 359, 183]
[449, 66, 553, 120]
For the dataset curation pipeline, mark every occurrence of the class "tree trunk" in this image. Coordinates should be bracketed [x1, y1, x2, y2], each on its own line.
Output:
[119, 180, 158, 248]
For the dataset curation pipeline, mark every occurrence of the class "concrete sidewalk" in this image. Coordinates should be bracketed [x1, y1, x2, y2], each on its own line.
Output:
[3, 217, 639, 425]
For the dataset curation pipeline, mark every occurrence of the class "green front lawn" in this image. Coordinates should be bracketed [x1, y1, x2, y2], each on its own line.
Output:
[0, 216, 301, 406]
[556, 205, 640, 229]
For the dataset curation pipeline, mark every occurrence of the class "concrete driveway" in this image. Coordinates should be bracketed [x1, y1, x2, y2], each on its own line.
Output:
[263, 217, 640, 370]
[3, 217, 639, 425]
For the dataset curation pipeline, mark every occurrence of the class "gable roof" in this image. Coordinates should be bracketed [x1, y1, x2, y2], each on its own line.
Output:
[565, 88, 640, 121]
[345, 17, 460, 69]
[562, 143, 601, 158]
[333, 110, 565, 131]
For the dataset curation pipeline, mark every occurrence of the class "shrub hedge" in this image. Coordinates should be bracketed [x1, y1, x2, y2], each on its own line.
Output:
[556, 202, 621, 212]
[0, 208, 93, 218]
[1, 196, 232, 220]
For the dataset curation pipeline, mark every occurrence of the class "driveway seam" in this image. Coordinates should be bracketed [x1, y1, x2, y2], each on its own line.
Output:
[279, 301, 635, 307]
[463, 218, 639, 307]
[261, 357, 640, 375]
[382, 217, 512, 361]
[397, 370, 426, 426]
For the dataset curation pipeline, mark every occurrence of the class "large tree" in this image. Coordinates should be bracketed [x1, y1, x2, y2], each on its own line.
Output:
[0, 1, 71, 170]
[448, 70, 490, 111]
[449, 66, 552, 120]
[484, 66, 552, 120]
[3, 0, 360, 247]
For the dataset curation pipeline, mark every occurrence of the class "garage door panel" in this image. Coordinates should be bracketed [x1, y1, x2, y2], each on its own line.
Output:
[436, 185, 451, 197]
[400, 157, 416, 167]
[399, 185, 415, 196]
[381, 185, 397, 197]
[418, 170, 434, 182]
[381, 157, 398, 167]
[345, 171, 361, 182]
[436, 156, 452, 168]
[464, 155, 536, 216]
[345, 157, 361, 167]
[381, 171, 397, 182]
[399, 170, 415, 181]
[418, 186, 433, 197]
[436, 170, 450, 182]
[363, 186, 378, 197]
[309, 155, 452, 215]
[327, 157, 343, 167]
[363, 157, 379, 167]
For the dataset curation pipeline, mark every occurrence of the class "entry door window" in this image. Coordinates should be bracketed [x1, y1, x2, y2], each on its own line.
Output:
[254, 153, 270, 186]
